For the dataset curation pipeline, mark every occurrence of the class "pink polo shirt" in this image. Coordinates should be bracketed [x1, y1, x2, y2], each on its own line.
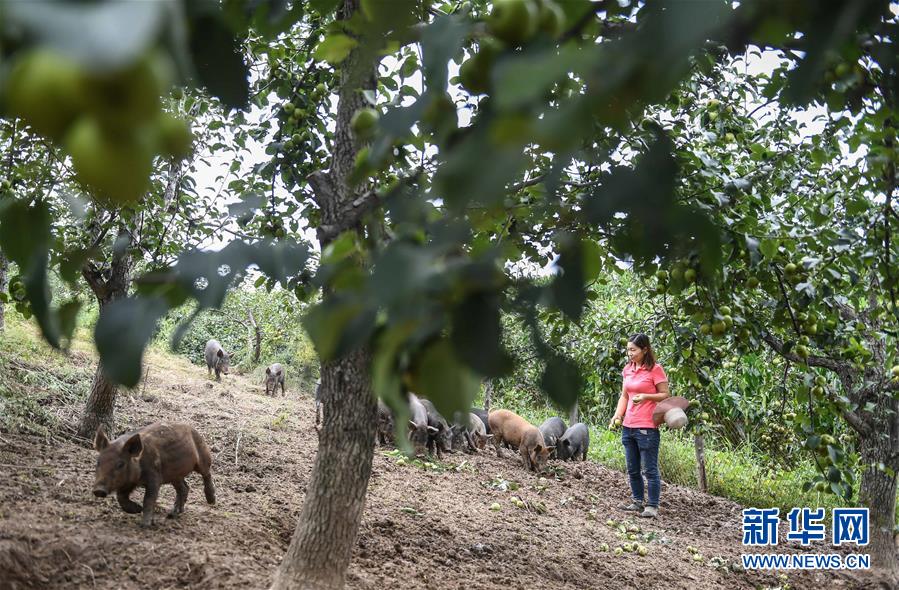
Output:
[621, 362, 668, 429]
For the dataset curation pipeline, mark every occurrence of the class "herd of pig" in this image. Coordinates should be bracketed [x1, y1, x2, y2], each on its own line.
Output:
[89, 340, 590, 527]
[204, 339, 285, 396]
[377, 393, 590, 473]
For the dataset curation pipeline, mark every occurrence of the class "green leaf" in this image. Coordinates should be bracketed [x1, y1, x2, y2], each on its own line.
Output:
[494, 44, 592, 110]
[58, 248, 94, 285]
[0, 200, 51, 271]
[412, 338, 480, 420]
[419, 15, 469, 92]
[57, 299, 82, 345]
[435, 129, 525, 211]
[371, 242, 434, 307]
[321, 231, 358, 265]
[451, 291, 513, 378]
[759, 239, 778, 259]
[550, 235, 586, 322]
[5, 0, 167, 71]
[582, 240, 603, 283]
[400, 54, 418, 78]
[314, 34, 358, 65]
[372, 321, 417, 454]
[95, 297, 168, 387]
[310, 0, 341, 16]
[582, 132, 719, 268]
[302, 298, 370, 361]
[540, 353, 582, 410]
[0, 200, 57, 346]
[189, 12, 251, 109]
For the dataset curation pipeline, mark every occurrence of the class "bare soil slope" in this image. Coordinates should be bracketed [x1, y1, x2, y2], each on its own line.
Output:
[0, 343, 887, 590]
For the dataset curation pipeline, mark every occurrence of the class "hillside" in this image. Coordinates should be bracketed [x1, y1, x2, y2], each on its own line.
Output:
[0, 325, 884, 590]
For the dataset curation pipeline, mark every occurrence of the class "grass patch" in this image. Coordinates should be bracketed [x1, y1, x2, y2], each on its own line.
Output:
[588, 424, 860, 517]
[487, 396, 867, 516]
[0, 317, 94, 435]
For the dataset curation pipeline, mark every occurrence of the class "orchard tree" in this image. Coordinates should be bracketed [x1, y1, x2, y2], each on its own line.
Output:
[638, 51, 899, 570]
[3, 0, 899, 586]
[0, 2, 256, 437]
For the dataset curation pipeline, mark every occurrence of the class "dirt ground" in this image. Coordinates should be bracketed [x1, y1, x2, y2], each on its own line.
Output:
[0, 345, 892, 590]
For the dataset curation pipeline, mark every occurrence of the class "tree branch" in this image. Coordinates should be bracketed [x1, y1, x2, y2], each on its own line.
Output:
[308, 170, 338, 211]
[316, 190, 381, 244]
[759, 330, 871, 436]
[151, 159, 185, 262]
[88, 212, 117, 250]
[843, 407, 874, 438]
[759, 330, 849, 373]
[508, 173, 547, 194]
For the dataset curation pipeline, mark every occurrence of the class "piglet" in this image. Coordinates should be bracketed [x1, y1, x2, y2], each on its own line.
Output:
[204, 339, 230, 381]
[92, 422, 215, 527]
[488, 409, 553, 472]
[265, 363, 285, 396]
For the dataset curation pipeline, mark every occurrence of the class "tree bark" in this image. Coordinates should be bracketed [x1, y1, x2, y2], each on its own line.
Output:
[760, 326, 899, 578]
[249, 310, 261, 363]
[694, 434, 708, 493]
[569, 403, 579, 425]
[76, 232, 132, 440]
[79, 362, 119, 439]
[270, 349, 376, 590]
[859, 430, 899, 580]
[271, 1, 379, 588]
[0, 252, 8, 331]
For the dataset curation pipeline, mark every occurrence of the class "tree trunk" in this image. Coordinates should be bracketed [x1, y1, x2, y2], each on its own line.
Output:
[858, 430, 899, 580]
[271, 1, 379, 587]
[483, 379, 493, 412]
[0, 253, 8, 331]
[270, 348, 376, 589]
[694, 434, 708, 493]
[569, 403, 579, 425]
[77, 232, 132, 440]
[248, 310, 261, 363]
[79, 363, 119, 439]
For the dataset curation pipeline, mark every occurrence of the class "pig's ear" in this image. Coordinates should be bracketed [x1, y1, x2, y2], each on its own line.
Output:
[123, 433, 143, 458]
[276, 369, 282, 376]
[534, 444, 544, 454]
[217, 349, 224, 358]
[545, 445, 555, 453]
[485, 434, 495, 440]
[408, 420, 417, 430]
[427, 426, 439, 434]
[266, 367, 271, 375]
[94, 427, 109, 451]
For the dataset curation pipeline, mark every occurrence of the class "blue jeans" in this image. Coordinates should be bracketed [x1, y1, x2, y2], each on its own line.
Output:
[621, 426, 661, 507]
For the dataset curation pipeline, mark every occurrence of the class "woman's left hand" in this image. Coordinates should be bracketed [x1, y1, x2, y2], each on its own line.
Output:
[632, 394, 645, 404]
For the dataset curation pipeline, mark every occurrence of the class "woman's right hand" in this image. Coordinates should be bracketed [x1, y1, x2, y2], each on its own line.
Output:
[609, 416, 622, 429]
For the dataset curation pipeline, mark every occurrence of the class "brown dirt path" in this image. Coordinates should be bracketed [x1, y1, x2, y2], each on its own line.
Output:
[0, 344, 886, 589]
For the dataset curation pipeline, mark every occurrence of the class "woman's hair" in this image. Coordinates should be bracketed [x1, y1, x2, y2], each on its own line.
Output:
[629, 333, 656, 369]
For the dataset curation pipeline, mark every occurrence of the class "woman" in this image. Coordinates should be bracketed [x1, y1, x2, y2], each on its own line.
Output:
[608, 333, 670, 518]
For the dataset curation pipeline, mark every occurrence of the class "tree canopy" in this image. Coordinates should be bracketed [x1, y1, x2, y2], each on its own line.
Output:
[2, 0, 899, 583]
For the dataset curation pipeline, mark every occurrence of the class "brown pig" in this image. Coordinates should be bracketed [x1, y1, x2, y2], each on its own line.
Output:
[488, 409, 553, 472]
[92, 422, 215, 527]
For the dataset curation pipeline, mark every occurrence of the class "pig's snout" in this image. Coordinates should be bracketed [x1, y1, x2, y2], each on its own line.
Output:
[93, 487, 108, 498]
